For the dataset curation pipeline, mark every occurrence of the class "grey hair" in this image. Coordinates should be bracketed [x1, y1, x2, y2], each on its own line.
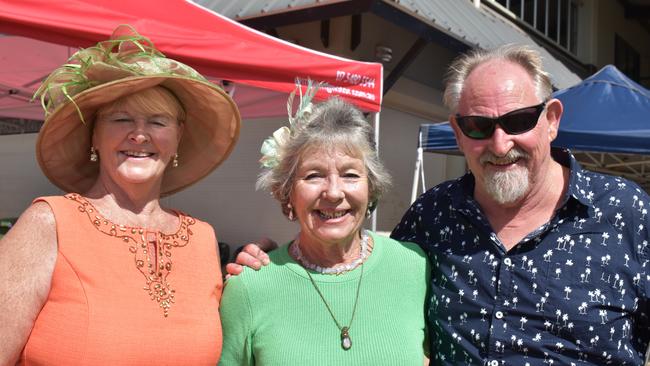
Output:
[256, 97, 391, 218]
[443, 44, 553, 113]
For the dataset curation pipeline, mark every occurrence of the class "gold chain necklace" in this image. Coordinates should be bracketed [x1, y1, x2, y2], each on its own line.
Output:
[304, 262, 364, 350]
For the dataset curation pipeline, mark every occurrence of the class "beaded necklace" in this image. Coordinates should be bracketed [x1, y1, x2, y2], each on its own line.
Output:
[290, 230, 370, 274]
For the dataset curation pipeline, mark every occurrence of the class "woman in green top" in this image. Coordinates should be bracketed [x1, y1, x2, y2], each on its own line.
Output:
[219, 94, 430, 365]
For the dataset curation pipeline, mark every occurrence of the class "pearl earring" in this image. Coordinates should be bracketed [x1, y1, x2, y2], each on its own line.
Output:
[172, 153, 179, 168]
[90, 147, 98, 162]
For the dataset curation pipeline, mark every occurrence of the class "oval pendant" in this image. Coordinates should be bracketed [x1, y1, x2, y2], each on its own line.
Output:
[341, 327, 352, 350]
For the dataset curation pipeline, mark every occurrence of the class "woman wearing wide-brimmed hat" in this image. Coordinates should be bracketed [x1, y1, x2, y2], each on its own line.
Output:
[0, 26, 240, 365]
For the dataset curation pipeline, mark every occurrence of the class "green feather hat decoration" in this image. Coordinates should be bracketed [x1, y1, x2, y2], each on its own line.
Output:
[260, 79, 321, 169]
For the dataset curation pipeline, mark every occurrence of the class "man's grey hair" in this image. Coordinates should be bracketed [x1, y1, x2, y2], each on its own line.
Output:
[443, 44, 553, 113]
[256, 97, 392, 218]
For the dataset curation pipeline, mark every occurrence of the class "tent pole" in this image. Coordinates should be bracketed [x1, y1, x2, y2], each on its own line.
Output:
[371, 112, 380, 232]
[419, 147, 426, 195]
[411, 130, 423, 203]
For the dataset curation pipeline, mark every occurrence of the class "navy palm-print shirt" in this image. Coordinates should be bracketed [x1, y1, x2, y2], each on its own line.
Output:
[391, 149, 650, 365]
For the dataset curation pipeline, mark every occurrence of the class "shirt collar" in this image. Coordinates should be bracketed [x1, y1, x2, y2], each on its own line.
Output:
[556, 148, 595, 212]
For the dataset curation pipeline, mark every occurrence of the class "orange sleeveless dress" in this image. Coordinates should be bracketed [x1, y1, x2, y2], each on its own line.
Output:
[20, 194, 222, 365]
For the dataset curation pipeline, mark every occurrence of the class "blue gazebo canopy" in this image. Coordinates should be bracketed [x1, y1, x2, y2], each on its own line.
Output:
[553, 65, 650, 154]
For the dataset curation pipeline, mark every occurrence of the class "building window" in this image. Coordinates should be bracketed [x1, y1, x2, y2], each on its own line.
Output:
[614, 34, 640, 82]
[492, 0, 578, 54]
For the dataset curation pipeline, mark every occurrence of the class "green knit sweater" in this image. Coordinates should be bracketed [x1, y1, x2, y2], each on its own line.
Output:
[219, 232, 430, 365]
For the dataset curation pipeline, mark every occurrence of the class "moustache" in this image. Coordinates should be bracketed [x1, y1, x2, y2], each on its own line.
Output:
[479, 148, 529, 165]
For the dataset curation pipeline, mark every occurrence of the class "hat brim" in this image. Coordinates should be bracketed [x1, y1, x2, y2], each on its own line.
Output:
[36, 76, 241, 196]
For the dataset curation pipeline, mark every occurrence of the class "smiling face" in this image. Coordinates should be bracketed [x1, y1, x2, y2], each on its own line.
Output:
[450, 59, 561, 206]
[289, 145, 370, 249]
[91, 87, 184, 192]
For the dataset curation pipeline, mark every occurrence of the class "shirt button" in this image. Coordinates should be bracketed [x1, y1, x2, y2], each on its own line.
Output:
[490, 360, 499, 366]
[503, 258, 512, 266]
[495, 311, 504, 319]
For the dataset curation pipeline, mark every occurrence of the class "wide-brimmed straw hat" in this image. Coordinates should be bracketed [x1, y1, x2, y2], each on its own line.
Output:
[35, 25, 240, 196]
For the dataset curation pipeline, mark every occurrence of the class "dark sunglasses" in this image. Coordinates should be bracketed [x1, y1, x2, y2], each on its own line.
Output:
[455, 102, 546, 140]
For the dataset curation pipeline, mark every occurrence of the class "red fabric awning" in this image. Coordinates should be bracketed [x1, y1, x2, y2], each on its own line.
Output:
[0, 0, 383, 118]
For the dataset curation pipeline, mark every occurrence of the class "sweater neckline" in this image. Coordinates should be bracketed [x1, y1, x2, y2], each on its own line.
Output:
[280, 231, 383, 283]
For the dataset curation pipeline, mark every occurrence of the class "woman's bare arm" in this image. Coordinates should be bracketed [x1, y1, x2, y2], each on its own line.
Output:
[0, 202, 57, 366]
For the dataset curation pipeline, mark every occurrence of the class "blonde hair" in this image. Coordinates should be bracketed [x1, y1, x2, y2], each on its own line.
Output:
[443, 44, 553, 113]
[96, 86, 186, 123]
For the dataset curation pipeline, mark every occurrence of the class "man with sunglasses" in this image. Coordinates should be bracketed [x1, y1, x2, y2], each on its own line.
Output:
[391, 45, 650, 365]
[228, 44, 650, 365]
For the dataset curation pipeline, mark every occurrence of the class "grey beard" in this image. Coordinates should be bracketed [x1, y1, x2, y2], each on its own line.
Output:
[482, 166, 530, 204]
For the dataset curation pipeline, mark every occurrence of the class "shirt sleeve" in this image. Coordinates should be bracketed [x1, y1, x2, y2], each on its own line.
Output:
[423, 253, 432, 357]
[390, 202, 420, 242]
[219, 276, 254, 366]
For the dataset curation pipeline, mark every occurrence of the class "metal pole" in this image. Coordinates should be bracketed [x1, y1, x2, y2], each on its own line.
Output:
[419, 149, 427, 195]
[411, 130, 423, 203]
[371, 112, 380, 231]
[556, 0, 561, 43]
[567, 0, 571, 51]
[411, 148, 422, 204]
[545, 0, 549, 36]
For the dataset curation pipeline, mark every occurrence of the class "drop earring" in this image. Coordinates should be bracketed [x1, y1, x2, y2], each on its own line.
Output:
[287, 203, 295, 221]
[172, 153, 179, 168]
[366, 201, 376, 218]
[90, 146, 98, 162]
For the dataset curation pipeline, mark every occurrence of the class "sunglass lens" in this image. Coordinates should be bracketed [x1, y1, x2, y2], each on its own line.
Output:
[459, 117, 494, 139]
[501, 107, 540, 134]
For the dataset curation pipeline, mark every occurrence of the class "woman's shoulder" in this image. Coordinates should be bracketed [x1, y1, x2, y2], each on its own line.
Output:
[168, 210, 215, 237]
[180, 213, 211, 231]
[372, 232, 427, 257]
[19, 200, 57, 228]
[267, 243, 291, 261]
[34, 193, 101, 216]
[2, 200, 57, 258]
[33, 194, 72, 207]
[223, 264, 283, 303]
[231, 246, 292, 285]
[371, 232, 429, 274]
[370, 232, 430, 289]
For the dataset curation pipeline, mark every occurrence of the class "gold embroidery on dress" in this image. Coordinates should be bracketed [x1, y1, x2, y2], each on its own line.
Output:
[65, 193, 194, 317]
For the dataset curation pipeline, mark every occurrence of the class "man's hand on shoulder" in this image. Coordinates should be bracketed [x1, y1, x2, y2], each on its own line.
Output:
[225, 240, 274, 277]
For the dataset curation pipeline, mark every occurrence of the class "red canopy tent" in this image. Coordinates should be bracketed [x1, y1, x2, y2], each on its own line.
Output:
[0, 0, 386, 230]
[0, 0, 383, 121]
